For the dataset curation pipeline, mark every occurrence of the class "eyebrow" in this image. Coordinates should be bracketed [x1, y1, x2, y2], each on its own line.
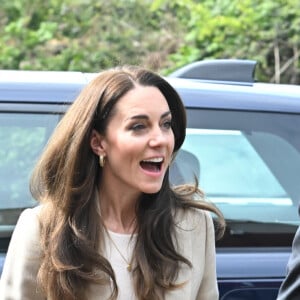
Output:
[128, 111, 171, 121]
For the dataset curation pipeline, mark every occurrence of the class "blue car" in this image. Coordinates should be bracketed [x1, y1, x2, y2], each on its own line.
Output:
[1, 60, 300, 299]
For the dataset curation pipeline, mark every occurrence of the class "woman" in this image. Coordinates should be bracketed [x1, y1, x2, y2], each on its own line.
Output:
[0, 66, 225, 300]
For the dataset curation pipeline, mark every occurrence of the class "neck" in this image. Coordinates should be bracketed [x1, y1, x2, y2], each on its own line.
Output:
[99, 181, 140, 234]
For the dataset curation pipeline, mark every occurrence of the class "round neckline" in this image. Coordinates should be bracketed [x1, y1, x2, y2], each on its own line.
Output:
[107, 229, 137, 238]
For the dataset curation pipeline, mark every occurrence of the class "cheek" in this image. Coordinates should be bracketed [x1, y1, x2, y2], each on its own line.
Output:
[107, 134, 141, 159]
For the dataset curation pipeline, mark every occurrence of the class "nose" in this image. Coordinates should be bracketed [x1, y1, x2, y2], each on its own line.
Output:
[148, 126, 168, 148]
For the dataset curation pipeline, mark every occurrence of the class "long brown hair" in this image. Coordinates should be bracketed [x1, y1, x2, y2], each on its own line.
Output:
[30, 66, 225, 300]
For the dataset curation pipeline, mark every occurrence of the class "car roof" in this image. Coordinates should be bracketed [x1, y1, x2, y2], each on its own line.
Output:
[0, 70, 94, 103]
[1, 69, 300, 113]
[168, 77, 300, 113]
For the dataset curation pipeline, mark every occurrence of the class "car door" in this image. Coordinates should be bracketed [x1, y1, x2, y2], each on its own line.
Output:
[170, 107, 300, 299]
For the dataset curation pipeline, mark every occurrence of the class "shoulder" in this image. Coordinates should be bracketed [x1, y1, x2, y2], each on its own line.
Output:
[12, 205, 42, 246]
[174, 207, 213, 233]
[172, 208, 217, 276]
[7, 205, 43, 264]
[17, 205, 42, 227]
[19, 205, 42, 218]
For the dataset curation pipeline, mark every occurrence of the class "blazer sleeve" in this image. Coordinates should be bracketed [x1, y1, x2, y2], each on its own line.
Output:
[195, 211, 219, 300]
[277, 226, 300, 300]
[0, 207, 44, 300]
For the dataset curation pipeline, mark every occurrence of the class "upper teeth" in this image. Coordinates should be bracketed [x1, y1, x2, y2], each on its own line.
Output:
[143, 157, 163, 163]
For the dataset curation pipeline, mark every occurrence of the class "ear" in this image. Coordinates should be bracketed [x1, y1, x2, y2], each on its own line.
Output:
[90, 129, 107, 156]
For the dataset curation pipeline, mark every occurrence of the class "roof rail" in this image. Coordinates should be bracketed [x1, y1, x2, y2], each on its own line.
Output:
[168, 59, 257, 83]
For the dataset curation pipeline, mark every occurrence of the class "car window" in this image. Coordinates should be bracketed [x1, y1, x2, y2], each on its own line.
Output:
[0, 112, 59, 227]
[170, 108, 300, 246]
[182, 129, 289, 204]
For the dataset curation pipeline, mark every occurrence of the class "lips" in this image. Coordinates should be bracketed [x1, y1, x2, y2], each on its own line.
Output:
[140, 157, 164, 172]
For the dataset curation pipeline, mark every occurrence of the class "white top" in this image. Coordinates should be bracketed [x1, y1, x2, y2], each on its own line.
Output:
[104, 230, 137, 300]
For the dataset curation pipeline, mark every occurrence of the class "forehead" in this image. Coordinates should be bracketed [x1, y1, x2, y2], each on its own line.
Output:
[114, 85, 170, 116]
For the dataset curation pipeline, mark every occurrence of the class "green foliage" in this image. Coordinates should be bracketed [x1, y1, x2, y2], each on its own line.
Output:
[0, 0, 182, 72]
[154, 0, 300, 83]
[0, 0, 299, 83]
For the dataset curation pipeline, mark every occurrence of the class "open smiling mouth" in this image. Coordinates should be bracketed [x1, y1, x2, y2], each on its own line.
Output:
[140, 158, 163, 173]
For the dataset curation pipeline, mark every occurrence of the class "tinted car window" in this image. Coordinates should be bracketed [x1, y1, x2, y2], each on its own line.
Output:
[0, 112, 59, 226]
[182, 128, 287, 199]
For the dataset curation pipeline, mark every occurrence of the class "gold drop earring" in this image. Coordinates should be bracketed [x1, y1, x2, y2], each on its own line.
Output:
[99, 155, 105, 168]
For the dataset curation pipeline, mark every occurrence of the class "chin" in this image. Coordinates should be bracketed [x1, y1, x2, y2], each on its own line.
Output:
[140, 184, 163, 195]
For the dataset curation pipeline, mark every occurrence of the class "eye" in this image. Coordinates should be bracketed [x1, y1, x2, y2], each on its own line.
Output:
[162, 119, 172, 130]
[131, 123, 146, 131]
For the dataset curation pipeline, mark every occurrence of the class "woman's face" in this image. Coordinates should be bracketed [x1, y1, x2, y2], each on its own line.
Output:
[98, 85, 175, 195]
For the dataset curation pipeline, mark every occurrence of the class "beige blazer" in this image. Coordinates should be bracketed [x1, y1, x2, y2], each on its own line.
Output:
[0, 206, 219, 300]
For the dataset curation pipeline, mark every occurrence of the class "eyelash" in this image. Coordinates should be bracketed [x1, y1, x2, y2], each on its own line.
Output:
[131, 123, 146, 131]
[130, 119, 172, 132]
[163, 120, 172, 129]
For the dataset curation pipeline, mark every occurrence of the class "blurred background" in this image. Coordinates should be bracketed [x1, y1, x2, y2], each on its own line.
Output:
[0, 0, 299, 84]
